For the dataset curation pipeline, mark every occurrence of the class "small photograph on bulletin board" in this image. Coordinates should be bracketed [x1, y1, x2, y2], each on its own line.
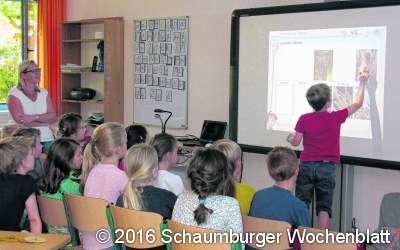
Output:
[133, 16, 189, 129]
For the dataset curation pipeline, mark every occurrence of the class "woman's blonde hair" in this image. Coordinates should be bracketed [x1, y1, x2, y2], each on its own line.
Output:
[80, 122, 126, 193]
[123, 144, 158, 210]
[0, 137, 31, 174]
[18, 59, 40, 92]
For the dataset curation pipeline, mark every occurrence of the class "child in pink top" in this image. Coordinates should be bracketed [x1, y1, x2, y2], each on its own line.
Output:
[287, 66, 369, 229]
[80, 122, 128, 250]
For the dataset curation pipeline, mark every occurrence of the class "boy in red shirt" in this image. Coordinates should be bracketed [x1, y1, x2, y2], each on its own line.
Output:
[287, 66, 369, 229]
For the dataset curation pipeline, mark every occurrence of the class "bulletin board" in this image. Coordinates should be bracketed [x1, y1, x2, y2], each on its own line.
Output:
[133, 16, 189, 129]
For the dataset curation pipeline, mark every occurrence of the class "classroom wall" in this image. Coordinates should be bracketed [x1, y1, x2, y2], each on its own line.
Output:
[66, 0, 318, 135]
[66, 0, 400, 231]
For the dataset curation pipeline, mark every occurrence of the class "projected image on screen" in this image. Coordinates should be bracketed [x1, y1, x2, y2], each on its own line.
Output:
[266, 26, 385, 140]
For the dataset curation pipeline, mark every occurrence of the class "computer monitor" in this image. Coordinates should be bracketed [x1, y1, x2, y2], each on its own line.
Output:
[199, 120, 227, 142]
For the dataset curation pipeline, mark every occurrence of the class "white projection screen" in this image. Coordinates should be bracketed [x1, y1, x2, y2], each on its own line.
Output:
[230, 1, 400, 168]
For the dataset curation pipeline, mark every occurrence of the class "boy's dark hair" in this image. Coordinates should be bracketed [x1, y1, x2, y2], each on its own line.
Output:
[41, 138, 80, 194]
[188, 148, 235, 225]
[267, 147, 298, 182]
[58, 112, 82, 138]
[126, 124, 147, 149]
[306, 83, 331, 111]
[150, 133, 177, 162]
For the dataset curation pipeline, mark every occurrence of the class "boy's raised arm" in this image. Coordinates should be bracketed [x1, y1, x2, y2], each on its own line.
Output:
[347, 66, 369, 116]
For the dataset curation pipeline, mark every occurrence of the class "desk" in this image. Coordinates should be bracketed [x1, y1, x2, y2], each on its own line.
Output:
[0, 231, 70, 250]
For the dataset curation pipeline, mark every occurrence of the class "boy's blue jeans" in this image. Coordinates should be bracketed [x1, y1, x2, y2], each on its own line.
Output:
[295, 161, 336, 217]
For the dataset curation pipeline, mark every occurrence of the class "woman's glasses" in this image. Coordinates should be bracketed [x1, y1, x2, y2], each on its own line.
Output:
[23, 68, 41, 74]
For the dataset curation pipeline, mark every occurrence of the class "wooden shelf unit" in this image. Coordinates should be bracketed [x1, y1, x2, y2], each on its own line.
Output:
[61, 17, 124, 123]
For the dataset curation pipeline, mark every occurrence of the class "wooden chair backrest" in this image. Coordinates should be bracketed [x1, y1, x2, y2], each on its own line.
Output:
[37, 195, 68, 227]
[167, 219, 236, 250]
[109, 205, 164, 248]
[298, 226, 357, 250]
[64, 193, 109, 231]
[242, 215, 291, 250]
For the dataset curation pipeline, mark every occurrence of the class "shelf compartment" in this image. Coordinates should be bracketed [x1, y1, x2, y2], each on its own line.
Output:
[63, 39, 103, 43]
[63, 99, 104, 104]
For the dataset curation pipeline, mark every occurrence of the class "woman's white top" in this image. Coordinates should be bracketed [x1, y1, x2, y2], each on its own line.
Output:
[9, 87, 54, 142]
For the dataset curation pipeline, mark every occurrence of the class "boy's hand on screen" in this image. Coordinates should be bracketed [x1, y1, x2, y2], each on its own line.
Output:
[358, 65, 369, 84]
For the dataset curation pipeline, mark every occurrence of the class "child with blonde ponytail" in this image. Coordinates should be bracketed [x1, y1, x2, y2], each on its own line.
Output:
[117, 144, 177, 220]
[79, 122, 128, 250]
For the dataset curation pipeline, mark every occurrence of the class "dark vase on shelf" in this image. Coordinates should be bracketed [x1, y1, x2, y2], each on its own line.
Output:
[91, 56, 98, 72]
[97, 40, 104, 72]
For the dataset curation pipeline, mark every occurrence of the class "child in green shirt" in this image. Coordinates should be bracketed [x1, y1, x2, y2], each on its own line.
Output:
[41, 138, 82, 234]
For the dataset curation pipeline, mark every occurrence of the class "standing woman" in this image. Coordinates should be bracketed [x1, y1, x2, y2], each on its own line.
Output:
[7, 60, 57, 151]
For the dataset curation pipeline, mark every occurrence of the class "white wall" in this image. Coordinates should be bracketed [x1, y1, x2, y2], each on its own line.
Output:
[66, 0, 318, 136]
[66, 0, 399, 232]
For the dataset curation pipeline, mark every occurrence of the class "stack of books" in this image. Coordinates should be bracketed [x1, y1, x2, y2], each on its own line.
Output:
[61, 64, 92, 73]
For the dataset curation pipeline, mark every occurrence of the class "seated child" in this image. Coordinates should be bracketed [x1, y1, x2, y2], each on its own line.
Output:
[249, 146, 310, 227]
[117, 144, 177, 250]
[57, 112, 87, 143]
[117, 124, 149, 171]
[41, 138, 82, 199]
[211, 139, 256, 215]
[150, 133, 184, 196]
[13, 127, 44, 182]
[80, 122, 128, 250]
[172, 149, 242, 235]
[40, 138, 82, 235]
[372, 192, 400, 250]
[126, 124, 148, 149]
[0, 137, 41, 233]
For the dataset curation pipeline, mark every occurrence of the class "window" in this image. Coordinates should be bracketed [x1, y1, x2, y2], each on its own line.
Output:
[0, 0, 37, 109]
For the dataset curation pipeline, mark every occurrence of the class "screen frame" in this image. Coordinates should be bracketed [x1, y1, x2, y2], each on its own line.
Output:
[229, 0, 400, 170]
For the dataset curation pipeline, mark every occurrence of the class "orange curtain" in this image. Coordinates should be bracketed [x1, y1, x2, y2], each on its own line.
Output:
[38, 0, 65, 115]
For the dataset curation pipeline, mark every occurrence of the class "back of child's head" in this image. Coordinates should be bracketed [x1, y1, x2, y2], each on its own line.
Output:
[306, 83, 331, 111]
[210, 139, 242, 176]
[188, 148, 235, 225]
[81, 122, 126, 192]
[0, 124, 22, 139]
[123, 144, 158, 210]
[125, 124, 148, 149]
[12, 127, 40, 141]
[12, 127, 41, 157]
[0, 137, 31, 175]
[150, 133, 177, 162]
[57, 112, 83, 138]
[42, 138, 80, 194]
[266, 146, 298, 182]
